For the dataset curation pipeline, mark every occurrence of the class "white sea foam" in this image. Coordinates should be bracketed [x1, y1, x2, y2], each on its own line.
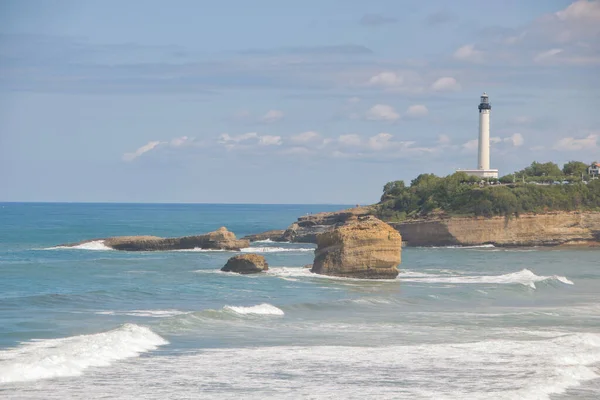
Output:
[350, 297, 392, 305]
[0, 323, 167, 383]
[13, 331, 599, 399]
[421, 244, 496, 249]
[95, 310, 190, 318]
[46, 240, 112, 251]
[223, 303, 284, 316]
[240, 246, 314, 253]
[177, 246, 313, 253]
[266, 267, 401, 283]
[253, 239, 274, 243]
[399, 268, 574, 289]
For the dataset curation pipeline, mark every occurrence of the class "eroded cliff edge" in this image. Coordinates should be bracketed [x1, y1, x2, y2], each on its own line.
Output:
[391, 212, 600, 247]
[246, 208, 600, 247]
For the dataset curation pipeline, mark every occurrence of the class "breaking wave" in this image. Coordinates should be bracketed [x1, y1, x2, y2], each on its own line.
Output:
[223, 303, 284, 316]
[45, 240, 112, 251]
[0, 323, 167, 383]
[95, 310, 190, 318]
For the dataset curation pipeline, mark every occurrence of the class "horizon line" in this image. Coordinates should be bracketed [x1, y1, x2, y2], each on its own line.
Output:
[0, 201, 360, 206]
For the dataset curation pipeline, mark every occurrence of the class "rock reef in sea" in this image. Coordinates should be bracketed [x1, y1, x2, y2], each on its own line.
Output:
[59, 227, 249, 251]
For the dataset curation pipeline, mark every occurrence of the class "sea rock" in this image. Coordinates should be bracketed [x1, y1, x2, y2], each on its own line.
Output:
[311, 216, 402, 279]
[221, 254, 269, 274]
[242, 230, 286, 242]
[63, 227, 249, 251]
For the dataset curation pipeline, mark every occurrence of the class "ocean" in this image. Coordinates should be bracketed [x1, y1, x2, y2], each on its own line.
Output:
[0, 202, 599, 399]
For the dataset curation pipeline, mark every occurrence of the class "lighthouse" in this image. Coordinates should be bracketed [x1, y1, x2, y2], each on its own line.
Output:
[477, 93, 491, 170]
[456, 92, 499, 179]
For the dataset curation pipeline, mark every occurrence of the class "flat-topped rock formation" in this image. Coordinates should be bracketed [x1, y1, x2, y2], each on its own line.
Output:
[245, 207, 600, 248]
[221, 254, 269, 274]
[242, 230, 286, 242]
[392, 211, 600, 247]
[61, 227, 249, 251]
[311, 216, 402, 279]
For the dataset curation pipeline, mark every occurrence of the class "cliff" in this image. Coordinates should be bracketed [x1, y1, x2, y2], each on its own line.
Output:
[246, 208, 600, 247]
[392, 212, 600, 247]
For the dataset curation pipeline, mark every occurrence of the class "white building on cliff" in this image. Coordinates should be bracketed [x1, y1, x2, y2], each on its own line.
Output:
[457, 93, 499, 179]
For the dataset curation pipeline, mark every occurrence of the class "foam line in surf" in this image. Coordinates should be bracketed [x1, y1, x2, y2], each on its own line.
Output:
[399, 268, 573, 289]
[240, 247, 314, 253]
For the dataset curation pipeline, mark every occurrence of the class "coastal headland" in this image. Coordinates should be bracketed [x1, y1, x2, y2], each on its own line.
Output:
[244, 208, 600, 248]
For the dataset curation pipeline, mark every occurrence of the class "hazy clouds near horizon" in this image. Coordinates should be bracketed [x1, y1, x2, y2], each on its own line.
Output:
[0, 0, 598, 203]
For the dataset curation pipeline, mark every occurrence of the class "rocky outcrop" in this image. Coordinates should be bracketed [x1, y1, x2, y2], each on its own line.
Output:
[242, 207, 372, 243]
[62, 227, 249, 251]
[242, 230, 286, 242]
[247, 206, 600, 247]
[311, 216, 402, 279]
[392, 212, 600, 247]
[221, 254, 269, 274]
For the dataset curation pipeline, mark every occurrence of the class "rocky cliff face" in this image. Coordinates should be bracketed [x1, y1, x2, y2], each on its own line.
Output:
[311, 216, 402, 279]
[246, 208, 600, 248]
[62, 227, 249, 251]
[392, 212, 600, 247]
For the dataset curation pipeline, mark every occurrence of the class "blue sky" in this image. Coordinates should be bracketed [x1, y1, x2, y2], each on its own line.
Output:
[1, 0, 598, 203]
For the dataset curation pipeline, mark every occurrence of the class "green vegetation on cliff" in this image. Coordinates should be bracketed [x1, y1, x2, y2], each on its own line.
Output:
[378, 161, 600, 221]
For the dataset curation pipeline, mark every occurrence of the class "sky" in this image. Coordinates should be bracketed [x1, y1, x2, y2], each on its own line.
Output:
[0, 0, 599, 204]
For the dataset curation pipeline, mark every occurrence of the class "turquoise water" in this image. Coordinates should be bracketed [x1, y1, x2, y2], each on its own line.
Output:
[1, 203, 599, 399]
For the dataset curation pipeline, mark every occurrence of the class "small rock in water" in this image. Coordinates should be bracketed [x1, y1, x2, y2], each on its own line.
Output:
[221, 254, 269, 274]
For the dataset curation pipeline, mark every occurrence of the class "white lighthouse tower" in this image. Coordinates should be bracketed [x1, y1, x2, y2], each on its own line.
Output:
[457, 92, 499, 179]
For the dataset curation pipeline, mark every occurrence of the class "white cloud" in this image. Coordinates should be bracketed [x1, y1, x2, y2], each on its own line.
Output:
[347, 96, 361, 103]
[291, 131, 320, 144]
[219, 132, 259, 144]
[338, 134, 362, 147]
[169, 136, 193, 147]
[367, 133, 394, 150]
[553, 134, 598, 151]
[406, 104, 429, 117]
[366, 104, 400, 121]
[555, 0, 600, 27]
[534, 48, 563, 62]
[279, 146, 312, 156]
[260, 109, 284, 123]
[462, 133, 524, 153]
[453, 44, 484, 63]
[258, 135, 282, 146]
[462, 139, 479, 153]
[431, 77, 461, 91]
[122, 141, 162, 162]
[367, 71, 403, 87]
[437, 134, 451, 145]
[505, 133, 524, 147]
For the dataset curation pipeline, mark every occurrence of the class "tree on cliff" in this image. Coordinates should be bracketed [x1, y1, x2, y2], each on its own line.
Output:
[517, 161, 563, 177]
[562, 161, 589, 177]
[377, 162, 600, 220]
